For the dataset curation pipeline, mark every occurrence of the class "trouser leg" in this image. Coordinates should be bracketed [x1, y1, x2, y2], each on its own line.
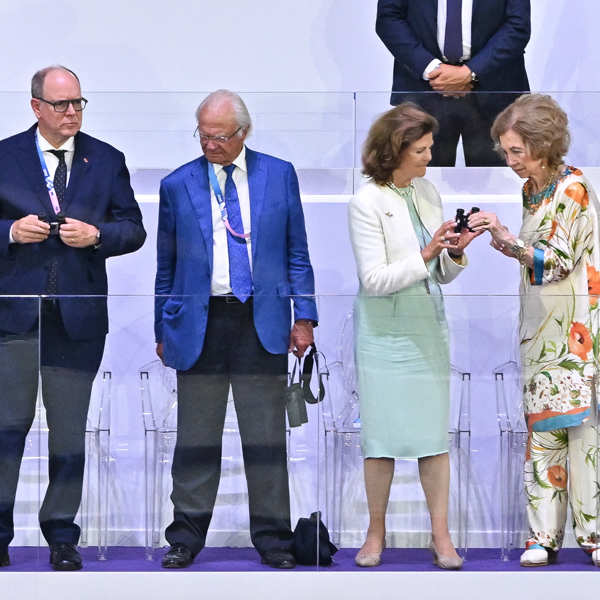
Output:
[524, 428, 569, 551]
[0, 333, 39, 549]
[567, 419, 599, 554]
[38, 302, 105, 545]
[230, 331, 290, 554]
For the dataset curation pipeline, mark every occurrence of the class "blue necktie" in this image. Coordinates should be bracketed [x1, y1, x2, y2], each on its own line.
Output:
[444, 0, 463, 64]
[223, 164, 252, 302]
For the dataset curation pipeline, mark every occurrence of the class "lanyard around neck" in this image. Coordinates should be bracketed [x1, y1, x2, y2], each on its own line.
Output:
[207, 162, 250, 239]
[35, 135, 63, 215]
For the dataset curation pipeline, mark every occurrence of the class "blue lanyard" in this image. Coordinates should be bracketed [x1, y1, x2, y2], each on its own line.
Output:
[207, 162, 250, 239]
[35, 135, 62, 215]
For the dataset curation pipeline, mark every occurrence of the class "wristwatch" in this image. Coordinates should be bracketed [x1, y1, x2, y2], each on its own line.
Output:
[93, 229, 102, 250]
[510, 238, 528, 263]
[470, 70, 479, 84]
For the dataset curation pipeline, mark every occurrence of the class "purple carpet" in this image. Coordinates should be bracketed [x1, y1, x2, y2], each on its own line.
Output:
[1, 547, 597, 572]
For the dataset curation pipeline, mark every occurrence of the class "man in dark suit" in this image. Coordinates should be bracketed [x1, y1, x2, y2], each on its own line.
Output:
[0, 66, 146, 570]
[376, 0, 531, 166]
[155, 90, 318, 569]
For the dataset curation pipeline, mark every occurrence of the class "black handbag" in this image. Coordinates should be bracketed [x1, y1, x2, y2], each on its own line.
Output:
[292, 511, 338, 566]
[285, 344, 326, 428]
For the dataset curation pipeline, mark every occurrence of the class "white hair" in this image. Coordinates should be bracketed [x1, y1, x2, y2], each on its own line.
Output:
[195, 89, 252, 135]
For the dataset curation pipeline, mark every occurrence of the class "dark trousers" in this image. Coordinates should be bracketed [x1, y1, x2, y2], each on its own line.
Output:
[165, 296, 290, 556]
[400, 93, 506, 167]
[0, 301, 105, 549]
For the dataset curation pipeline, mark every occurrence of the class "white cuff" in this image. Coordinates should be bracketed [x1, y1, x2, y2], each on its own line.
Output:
[423, 59, 442, 80]
[8, 223, 15, 244]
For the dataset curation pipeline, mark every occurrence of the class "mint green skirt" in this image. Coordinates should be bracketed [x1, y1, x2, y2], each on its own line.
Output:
[354, 287, 450, 459]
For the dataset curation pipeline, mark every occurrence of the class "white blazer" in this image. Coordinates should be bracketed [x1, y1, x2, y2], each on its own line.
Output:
[348, 178, 466, 296]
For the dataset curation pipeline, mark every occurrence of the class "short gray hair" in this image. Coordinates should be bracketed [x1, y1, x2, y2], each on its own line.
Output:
[195, 89, 252, 135]
[31, 65, 80, 98]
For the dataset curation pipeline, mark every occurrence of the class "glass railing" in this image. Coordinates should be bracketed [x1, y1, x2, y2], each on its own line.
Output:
[0, 292, 597, 571]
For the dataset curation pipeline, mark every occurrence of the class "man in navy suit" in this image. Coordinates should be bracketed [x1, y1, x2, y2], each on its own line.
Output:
[0, 66, 146, 569]
[155, 90, 317, 570]
[376, 0, 531, 165]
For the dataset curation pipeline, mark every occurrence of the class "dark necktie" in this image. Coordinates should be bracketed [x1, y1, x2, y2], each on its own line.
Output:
[46, 149, 67, 295]
[444, 0, 463, 64]
[223, 164, 252, 302]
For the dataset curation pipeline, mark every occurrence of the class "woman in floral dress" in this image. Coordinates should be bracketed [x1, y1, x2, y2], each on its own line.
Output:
[470, 94, 599, 567]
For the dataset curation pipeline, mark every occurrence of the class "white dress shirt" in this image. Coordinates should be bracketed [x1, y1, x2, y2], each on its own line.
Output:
[209, 145, 253, 295]
[423, 0, 474, 80]
[9, 130, 75, 243]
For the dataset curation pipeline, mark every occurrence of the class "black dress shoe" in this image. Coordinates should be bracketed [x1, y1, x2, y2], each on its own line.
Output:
[261, 551, 296, 569]
[0, 548, 9, 567]
[161, 544, 194, 569]
[49, 543, 82, 571]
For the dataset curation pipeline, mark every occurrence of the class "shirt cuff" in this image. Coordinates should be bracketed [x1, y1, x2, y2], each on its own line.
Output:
[8, 223, 15, 244]
[532, 248, 544, 285]
[423, 59, 442, 80]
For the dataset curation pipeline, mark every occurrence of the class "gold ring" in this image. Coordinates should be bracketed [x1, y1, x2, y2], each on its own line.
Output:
[483, 219, 489, 225]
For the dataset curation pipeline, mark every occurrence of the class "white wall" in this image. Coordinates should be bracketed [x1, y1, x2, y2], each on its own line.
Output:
[0, 0, 598, 93]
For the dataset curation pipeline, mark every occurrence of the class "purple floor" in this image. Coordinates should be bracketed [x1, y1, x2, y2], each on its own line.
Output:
[1, 547, 598, 572]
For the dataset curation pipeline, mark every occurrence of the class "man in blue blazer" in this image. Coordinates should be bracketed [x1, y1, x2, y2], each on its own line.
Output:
[0, 66, 146, 570]
[376, 0, 531, 165]
[155, 90, 318, 569]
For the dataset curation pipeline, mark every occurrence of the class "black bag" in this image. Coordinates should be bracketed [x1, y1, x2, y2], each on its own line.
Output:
[285, 344, 326, 428]
[292, 511, 338, 566]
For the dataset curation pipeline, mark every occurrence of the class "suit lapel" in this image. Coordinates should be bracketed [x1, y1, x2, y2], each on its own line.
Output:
[184, 157, 213, 272]
[245, 148, 266, 263]
[63, 132, 91, 212]
[15, 125, 56, 215]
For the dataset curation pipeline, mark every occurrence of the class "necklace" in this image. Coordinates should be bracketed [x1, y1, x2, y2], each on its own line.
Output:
[523, 167, 565, 214]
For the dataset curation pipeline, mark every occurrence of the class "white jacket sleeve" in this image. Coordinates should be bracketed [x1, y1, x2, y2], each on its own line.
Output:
[348, 195, 430, 296]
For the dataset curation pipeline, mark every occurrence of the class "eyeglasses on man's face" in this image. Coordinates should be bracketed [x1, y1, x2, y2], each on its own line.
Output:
[193, 126, 242, 144]
[34, 97, 88, 113]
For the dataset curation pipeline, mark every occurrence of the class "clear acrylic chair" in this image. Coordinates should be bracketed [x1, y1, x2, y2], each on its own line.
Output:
[323, 311, 472, 556]
[140, 359, 177, 559]
[493, 359, 528, 561]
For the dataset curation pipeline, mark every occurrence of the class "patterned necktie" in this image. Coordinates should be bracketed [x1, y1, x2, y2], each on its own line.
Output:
[444, 0, 463, 64]
[46, 149, 67, 295]
[223, 164, 252, 302]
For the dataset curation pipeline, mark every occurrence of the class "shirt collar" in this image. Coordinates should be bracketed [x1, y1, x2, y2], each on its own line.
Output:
[211, 145, 247, 175]
[36, 129, 75, 153]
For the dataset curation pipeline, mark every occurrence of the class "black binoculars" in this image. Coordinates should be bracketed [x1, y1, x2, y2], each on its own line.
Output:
[38, 213, 66, 236]
[454, 207, 480, 233]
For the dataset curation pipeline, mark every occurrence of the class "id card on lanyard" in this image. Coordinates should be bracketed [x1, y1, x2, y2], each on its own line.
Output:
[207, 162, 250, 240]
[35, 135, 62, 215]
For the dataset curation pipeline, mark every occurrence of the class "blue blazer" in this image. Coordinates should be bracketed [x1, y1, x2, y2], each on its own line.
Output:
[376, 0, 530, 103]
[154, 148, 318, 371]
[0, 125, 146, 339]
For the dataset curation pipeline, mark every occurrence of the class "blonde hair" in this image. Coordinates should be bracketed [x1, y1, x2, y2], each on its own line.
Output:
[491, 94, 570, 169]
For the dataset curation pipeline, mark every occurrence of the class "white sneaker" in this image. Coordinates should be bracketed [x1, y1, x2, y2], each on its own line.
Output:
[520, 546, 548, 567]
[592, 549, 600, 567]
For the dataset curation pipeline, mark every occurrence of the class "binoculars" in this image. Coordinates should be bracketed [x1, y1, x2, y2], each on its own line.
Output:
[454, 207, 480, 233]
[38, 213, 66, 236]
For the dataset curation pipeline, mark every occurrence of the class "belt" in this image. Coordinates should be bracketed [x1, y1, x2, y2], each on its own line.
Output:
[210, 294, 252, 305]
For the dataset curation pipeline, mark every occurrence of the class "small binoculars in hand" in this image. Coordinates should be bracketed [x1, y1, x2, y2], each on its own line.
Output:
[454, 207, 480, 233]
[38, 213, 66, 236]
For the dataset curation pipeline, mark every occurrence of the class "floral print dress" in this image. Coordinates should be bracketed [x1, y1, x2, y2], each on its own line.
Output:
[519, 166, 600, 553]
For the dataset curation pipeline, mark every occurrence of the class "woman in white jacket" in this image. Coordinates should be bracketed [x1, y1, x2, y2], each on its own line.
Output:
[348, 103, 480, 569]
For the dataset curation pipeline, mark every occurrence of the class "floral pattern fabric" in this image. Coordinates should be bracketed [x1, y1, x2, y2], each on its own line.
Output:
[525, 420, 599, 553]
[519, 167, 600, 432]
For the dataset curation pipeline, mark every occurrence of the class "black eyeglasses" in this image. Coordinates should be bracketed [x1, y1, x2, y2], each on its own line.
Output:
[193, 126, 242, 144]
[34, 97, 88, 113]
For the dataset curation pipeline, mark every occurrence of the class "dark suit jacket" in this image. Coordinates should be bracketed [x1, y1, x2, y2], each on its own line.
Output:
[0, 124, 146, 339]
[154, 148, 318, 371]
[377, 0, 531, 104]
